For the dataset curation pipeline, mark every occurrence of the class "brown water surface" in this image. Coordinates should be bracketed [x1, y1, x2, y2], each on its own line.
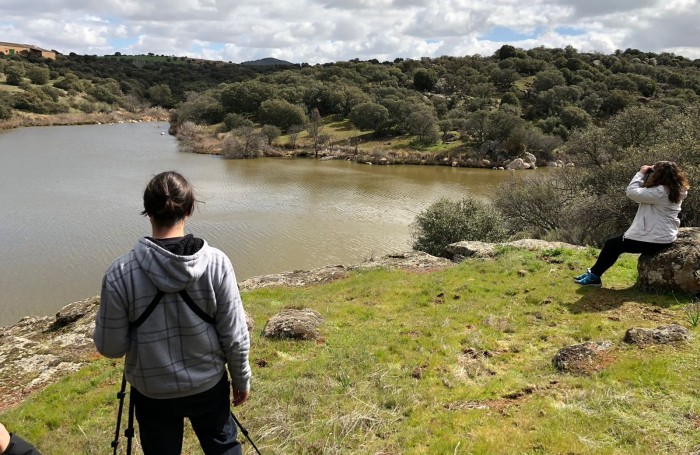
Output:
[0, 122, 525, 325]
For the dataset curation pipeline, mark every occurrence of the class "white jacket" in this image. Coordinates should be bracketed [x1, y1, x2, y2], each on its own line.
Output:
[624, 172, 687, 243]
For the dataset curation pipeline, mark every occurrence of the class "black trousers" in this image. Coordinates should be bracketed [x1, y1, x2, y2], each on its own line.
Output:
[131, 374, 241, 455]
[591, 235, 671, 277]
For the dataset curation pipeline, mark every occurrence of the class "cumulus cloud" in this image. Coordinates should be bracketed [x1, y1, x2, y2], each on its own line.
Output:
[2, 0, 699, 62]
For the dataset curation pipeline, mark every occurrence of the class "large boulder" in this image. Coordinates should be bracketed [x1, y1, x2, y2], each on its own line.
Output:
[637, 227, 700, 293]
[506, 158, 530, 170]
[262, 308, 323, 340]
[623, 324, 691, 346]
[552, 341, 614, 374]
[521, 152, 537, 166]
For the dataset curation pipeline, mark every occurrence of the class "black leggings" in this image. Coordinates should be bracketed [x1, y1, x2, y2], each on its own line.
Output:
[591, 235, 671, 277]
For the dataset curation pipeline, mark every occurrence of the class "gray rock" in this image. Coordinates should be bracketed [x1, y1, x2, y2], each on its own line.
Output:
[506, 158, 530, 170]
[446, 241, 496, 259]
[262, 308, 323, 340]
[552, 341, 614, 374]
[623, 324, 691, 346]
[521, 152, 537, 165]
[637, 227, 700, 294]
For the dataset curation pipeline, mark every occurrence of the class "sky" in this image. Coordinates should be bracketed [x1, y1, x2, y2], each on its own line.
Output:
[1, 0, 699, 64]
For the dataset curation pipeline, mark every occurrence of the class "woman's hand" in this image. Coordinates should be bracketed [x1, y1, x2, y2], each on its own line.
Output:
[0, 422, 10, 454]
[640, 165, 654, 174]
[232, 389, 250, 407]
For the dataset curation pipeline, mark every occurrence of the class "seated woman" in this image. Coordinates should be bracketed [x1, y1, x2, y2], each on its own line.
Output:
[575, 161, 690, 287]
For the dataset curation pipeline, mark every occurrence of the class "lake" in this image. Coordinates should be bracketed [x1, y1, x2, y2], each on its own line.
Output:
[0, 122, 519, 326]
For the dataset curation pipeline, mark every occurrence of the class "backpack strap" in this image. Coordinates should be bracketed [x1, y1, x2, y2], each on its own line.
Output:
[130, 289, 215, 329]
[130, 290, 165, 329]
[179, 290, 216, 325]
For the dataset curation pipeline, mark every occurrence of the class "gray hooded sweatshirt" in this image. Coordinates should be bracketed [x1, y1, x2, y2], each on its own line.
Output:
[94, 237, 251, 399]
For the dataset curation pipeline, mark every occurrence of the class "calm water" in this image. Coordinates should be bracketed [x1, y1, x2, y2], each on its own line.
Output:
[0, 122, 515, 326]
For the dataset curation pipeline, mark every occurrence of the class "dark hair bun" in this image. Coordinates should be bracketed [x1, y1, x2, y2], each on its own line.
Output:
[141, 171, 197, 227]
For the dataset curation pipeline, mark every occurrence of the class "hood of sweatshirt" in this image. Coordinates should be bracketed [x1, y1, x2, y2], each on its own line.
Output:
[133, 237, 209, 293]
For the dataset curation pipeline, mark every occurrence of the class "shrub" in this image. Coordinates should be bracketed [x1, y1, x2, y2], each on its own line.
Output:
[258, 99, 307, 132]
[5, 66, 24, 86]
[0, 102, 12, 120]
[223, 113, 253, 131]
[413, 68, 439, 91]
[26, 66, 50, 85]
[222, 126, 263, 159]
[412, 197, 507, 257]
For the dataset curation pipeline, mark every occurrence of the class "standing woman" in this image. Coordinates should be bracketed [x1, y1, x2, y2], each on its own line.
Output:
[94, 171, 251, 455]
[575, 161, 690, 287]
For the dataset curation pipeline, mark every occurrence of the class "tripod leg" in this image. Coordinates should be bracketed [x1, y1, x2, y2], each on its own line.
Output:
[111, 373, 127, 455]
[126, 386, 136, 455]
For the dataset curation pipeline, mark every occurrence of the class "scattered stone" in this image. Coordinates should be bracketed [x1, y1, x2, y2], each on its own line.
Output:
[552, 341, 614, 374]
[637, 227, 700, 294]
[262, 308, 324, 340]
[623, 324, 691, 346]
[411, 366, 425, 379]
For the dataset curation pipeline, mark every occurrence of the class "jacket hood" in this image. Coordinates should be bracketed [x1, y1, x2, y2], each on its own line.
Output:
[134, 237, 210, 293]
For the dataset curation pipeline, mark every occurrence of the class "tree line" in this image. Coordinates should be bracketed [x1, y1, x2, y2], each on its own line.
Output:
[2, 46, 699, 159]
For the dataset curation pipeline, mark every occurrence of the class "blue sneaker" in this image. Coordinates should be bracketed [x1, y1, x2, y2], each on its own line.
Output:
[576, 272, 602, 287]
[574, 269, 591, 281]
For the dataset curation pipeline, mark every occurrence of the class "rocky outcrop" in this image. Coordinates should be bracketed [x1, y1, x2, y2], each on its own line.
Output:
[239, 251, 452, 290]
[623, 324, 691, 346]
[446, 239, 585, 260]
[0, 296, 99, 412]
[239, 265, 349, 291]
[262, 309, 324, 340]
[637, 227, 700, 294]
[552, 341, 614, 374]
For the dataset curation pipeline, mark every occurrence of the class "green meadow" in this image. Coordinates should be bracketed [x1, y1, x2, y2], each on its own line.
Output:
[2, 247, 698, 454]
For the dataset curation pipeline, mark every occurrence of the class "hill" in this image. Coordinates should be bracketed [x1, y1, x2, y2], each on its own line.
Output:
[240, 57, 295, 67]
[1, 244, 698, 453]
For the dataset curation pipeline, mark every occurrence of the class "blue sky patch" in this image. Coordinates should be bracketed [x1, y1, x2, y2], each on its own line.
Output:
[481, 27, 542, 42]
[556, 26, 585, 36]
[110, 38, 138, 49]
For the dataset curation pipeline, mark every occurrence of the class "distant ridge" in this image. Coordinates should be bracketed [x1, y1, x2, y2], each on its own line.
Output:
[241, 57, 295, 67]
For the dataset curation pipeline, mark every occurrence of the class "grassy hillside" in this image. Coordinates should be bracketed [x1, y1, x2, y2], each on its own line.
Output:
[1, 246, 698, 454]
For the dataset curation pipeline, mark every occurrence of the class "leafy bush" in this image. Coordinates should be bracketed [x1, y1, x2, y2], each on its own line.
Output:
[222, 113, 253, 131]
[349, 102, 389, 131]
[26, 66, 50, 85]
[4, 66, 24, 86]
[0, 102, 12, 120]
[413, 68, 439, 91]
[412, 197, 507, 257]
[258, 99, 306, 132]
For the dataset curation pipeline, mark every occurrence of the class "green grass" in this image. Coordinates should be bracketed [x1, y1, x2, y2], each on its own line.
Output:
[2, 248, 699, 454]
[275, 116, 465, 155]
